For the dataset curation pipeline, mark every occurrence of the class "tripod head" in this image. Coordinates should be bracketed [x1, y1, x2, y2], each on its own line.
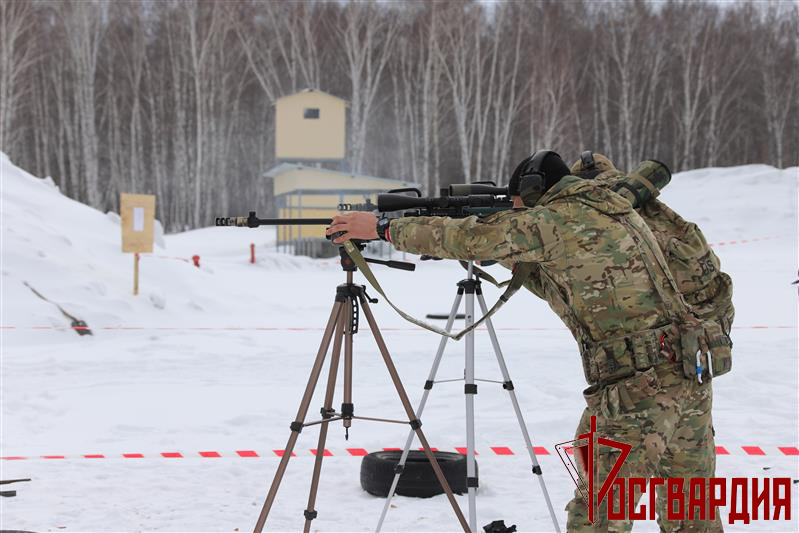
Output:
[215, 211, 415, 273]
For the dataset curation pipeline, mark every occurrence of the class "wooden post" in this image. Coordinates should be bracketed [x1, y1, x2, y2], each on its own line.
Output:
[250, 243, 256, 264]
[133, 253, 140, 295]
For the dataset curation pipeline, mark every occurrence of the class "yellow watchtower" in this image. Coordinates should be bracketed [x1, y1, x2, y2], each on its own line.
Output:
[268, 89, 417, 256]
[275, 89, 346, 162]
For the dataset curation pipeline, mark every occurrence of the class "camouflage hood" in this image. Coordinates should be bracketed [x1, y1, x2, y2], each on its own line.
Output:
[539, 175, 633, 216]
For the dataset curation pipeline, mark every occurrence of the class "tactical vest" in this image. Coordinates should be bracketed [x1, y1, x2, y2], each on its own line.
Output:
[526, 163, 734, 386]
[524, 264, 680, 386]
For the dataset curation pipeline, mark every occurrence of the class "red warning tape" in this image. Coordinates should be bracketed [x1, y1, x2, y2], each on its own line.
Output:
[1, 325, 794, 332]
[149, 254, 191, 264]
[708, 236, 783, 248]
[3, 445, 797, 461]
[4, 235, 791, 334]
[143, 235, 785, 265]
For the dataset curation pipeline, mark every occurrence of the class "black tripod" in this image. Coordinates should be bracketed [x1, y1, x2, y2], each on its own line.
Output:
[253, 245, 471, 533]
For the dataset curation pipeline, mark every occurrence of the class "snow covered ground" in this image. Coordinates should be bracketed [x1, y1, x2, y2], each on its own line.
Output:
[1, 151, 797, 532]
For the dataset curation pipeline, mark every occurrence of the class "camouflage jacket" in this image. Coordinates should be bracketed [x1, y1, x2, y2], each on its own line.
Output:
[595, 169, 734, 327]
[389, 176, 690, 349]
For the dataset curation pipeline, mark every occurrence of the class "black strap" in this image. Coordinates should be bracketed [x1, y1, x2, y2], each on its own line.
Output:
[614, 182, 645, 209]
[580, 151, 595, 170]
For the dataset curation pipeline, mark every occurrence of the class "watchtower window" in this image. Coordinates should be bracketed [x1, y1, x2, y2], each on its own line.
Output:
[304, 108, 320, 119]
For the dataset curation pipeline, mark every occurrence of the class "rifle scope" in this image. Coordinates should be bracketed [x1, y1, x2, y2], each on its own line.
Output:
[447, 183, 508, 196]
[377, 193, 508, 213]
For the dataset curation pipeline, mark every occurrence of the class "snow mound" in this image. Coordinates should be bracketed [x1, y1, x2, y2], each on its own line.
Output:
[0, 153, 339, 340]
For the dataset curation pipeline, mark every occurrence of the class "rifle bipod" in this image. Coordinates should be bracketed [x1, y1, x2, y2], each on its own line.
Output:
[252, 247, 471, 533]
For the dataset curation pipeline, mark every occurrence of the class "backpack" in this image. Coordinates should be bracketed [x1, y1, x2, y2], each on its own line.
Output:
[599, 162, 735, 332]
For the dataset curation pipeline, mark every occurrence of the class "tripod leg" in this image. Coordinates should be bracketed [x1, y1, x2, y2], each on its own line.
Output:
[359, 295, 472, 533]
[375, 289, 464, 532]
[476, 292, 562, 533]
[463, 287, 478, 533]
[253, 301, 344, 533]
[342, 298, 354, 432]
[302, 311, 346, 533]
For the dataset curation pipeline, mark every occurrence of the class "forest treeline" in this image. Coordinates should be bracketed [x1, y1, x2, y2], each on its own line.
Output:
[1, 0, 797, 231]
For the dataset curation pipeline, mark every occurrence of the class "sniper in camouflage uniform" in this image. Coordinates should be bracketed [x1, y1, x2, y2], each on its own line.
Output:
[387, 164, 731, 531]
[563, 154, 732, 531]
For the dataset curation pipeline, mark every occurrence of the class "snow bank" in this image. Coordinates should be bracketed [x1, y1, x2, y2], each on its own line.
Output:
[0, 152, 344, 346]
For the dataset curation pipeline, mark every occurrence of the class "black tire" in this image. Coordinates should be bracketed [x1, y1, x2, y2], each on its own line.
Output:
[360, 450, 476, 498]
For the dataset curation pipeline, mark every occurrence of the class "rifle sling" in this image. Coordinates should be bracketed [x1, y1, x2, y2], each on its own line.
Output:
[459, 261, 511, 288]
[343, 241, 531, 341]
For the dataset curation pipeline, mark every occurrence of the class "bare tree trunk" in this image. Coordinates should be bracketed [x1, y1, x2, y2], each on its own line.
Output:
[592, 46, 613, 159]
[668, 4, 713, 170]
[487, 3, 525, 182]
[0, 0, 38, 155]
[236, 0, 321, 100]
[102, 57, 124, 205]
[526, 4, 576, 159]
[607, 8, 637, 170]
[165, 4, 192, 229]
[437, 2, 484, 182]
[60, 1, 106, 207]
[704, 17, 748, 167]
[337, 1, 399, 173]
[389, 3, 444, 192]
[30, 61, 53, 179]
[760, 6, 798, 168]
[144, 56, 169, 226]
[114, 1, 148, 193]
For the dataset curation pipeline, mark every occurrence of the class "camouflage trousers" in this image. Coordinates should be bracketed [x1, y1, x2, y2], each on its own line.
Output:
[565, 363, 723, 532]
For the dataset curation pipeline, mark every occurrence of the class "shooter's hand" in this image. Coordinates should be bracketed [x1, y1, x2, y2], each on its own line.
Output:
[326, 212, 378, 243]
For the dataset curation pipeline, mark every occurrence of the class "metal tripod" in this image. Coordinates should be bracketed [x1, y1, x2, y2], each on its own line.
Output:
[375, 262, 561, 533]
[253, 248, 471, 533]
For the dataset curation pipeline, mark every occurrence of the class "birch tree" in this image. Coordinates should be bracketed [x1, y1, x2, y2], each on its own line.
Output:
[0, 0, 38, 154]
[59, 0, 107, 207]
[666, 3, 715, 170]
[759, 5, 798, 168]
[236, 0, 321, 103]
[590, 3, 667, 169]
[703, 10, 749, 166]
[111, 1, 149, 195]
[486, 2, 525, 183]
[336, 1, 399, 173]
[437, 1, 507, 183]
[527, 5, 573, 158]
[264, 1, 320, 92]
[390, 3, 444, 193]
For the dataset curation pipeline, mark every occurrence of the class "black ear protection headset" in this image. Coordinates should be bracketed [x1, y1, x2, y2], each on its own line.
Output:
[516, 150, 556, 202]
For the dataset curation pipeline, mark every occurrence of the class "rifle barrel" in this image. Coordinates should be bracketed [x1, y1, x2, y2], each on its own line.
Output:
[256, 218, 331, 225]
[215, 214, 333, 227]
